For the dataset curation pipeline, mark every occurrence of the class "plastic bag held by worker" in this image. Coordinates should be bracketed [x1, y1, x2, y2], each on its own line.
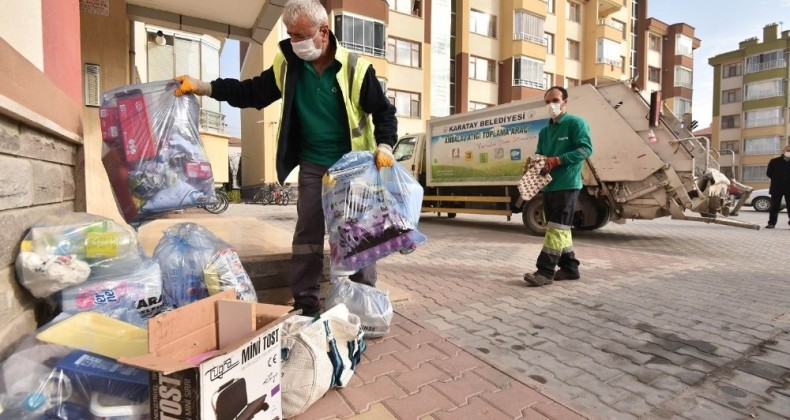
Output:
[99, 80, 217, 227]
[15, 212, 145, 299]
[321, 151, 427, 275]
[153, 222, 255, 308]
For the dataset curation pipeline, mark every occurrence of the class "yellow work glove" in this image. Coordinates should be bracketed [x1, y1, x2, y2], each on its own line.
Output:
[374, 144, 394, 169]
[174, 75, 211, 96]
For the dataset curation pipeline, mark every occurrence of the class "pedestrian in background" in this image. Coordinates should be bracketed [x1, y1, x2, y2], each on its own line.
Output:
[765, 144, 790, 229]
[524, 86, 593, 287]
[174, 0, 398, 315]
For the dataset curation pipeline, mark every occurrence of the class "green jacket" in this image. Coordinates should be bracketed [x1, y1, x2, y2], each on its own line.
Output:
[536, 113, 593, 191]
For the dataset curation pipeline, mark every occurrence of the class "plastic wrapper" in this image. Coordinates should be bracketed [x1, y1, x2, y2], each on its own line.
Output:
[204, 248, 257, 302]
[153, 222, 252, 308]
[15, 212, 145, 299]
[0, 321, 150, 419]
[321, 152, 427, 275]
[100, 80, 217, 226]
[325, 276, 393, 338]
[57, 258, 166, 326]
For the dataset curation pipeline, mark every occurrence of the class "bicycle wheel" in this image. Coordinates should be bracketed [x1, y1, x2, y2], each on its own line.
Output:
[279, 191, 290, 206]
[264, 190, 276, 205]
[251, 189, 266, 205]
[204, 191, 229, 214]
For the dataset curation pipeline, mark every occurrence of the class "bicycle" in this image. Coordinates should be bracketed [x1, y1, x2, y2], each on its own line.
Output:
[264, 183, 291, 206]
[201, 189, 230, 214]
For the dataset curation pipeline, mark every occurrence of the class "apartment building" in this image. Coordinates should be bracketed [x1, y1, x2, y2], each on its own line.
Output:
[708, 23, 790, 187]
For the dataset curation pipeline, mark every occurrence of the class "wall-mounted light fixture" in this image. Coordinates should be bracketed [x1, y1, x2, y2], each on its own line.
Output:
[155, 30, 166, 46]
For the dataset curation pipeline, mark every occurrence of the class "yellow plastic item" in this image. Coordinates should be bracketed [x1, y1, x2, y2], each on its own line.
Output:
[36, 312, 149, 359]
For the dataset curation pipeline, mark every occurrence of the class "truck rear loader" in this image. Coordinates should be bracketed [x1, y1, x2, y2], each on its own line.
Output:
[393, 82, 758, 235]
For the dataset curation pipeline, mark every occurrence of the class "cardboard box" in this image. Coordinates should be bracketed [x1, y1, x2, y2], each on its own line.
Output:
[99, 106, 121, 143]
[120, 291, 293, 420]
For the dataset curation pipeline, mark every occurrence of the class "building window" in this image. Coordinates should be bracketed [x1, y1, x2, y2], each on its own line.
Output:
[513, 56, 545, 88]
[470, 56, 496, 82]
[742, 165, 769, 182]
[648, 66, 661, 83]
[514, 11, 545, 45]
[544, 32, 555, 54]
[674, 66, 692, 88]
[470, 9, 496, 37]
[469, 101, 490, 110]
[387, 89, 421, 118]
[547, 0, 555, 14]
[389, 0, 421, 17]
[386, 37, 421, 68]
[596, 38, 622, 67]
[566, 77, 579, 88]
[566, 2, 581, 23]
[335, 15, 386, 57]
[722, 88, 741, 104]
[721, 114, 740, 129]
[744, 136, 782, 155]
[674, 34, 693, 57]
[744, 79, 783, 101]
[745, 108, 783, 128]
[722, 62, 742, 78]
[567, 39, 580, 60]
[720, 140, 739, 155]
[746, 49, 785, 73]
[673, 98, 691, 117]
[543, 72, 554, 88]
[613, 19, 627, 39]
[648, 34, 662, 52]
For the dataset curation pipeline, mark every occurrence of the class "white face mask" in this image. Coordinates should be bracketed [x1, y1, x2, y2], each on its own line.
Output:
[292, 30, 322, 61]
[784, 152, 790, 158]
[547, 103, 563, 118]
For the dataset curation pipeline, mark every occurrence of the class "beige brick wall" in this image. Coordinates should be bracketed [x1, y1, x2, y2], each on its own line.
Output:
[0, 112, 77, 360]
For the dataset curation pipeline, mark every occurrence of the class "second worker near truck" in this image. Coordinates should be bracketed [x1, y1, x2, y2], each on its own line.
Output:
[523, 86, 594, 287]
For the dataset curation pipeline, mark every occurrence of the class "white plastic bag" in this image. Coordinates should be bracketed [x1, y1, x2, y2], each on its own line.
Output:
[280, 304, 365, 418]
[326, 276, 393, 338]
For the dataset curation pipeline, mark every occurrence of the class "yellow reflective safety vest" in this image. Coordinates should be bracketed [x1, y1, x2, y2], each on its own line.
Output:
[272, 45, 376, 152]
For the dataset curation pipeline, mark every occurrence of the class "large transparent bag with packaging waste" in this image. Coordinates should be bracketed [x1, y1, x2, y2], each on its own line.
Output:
[0, 318, 150, 419]
[321, 151, 427, 276]
[15, 212, 145, 299]
[99, 80, 217, 227]
[325, 276, 393, 338]
[152, 222, 256, 308]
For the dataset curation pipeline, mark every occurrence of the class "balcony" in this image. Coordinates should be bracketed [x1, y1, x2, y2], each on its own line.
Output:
[746, 59, 787, 74]
[200, 109, 226, 133]
[744, 117, 785, 128]
[513, 79, 545, 90]
[596, 19, 624, 41]
[595, 59, 623, 81]
[597, 0, 623, 16]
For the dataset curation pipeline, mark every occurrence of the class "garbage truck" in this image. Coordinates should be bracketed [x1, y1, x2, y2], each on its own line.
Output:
[393, 81, 758, 235]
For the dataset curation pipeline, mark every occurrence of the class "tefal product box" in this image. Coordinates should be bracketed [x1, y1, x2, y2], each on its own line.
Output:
[115, 89, 157, 162]
[119, 291, 292, 420]
[184, 161, 213, 180]
[99, 106, 121, 143]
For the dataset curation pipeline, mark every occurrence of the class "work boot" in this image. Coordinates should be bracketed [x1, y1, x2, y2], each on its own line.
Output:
[766, 224, 775, 229]
[523, 271, 554, 287]
[291, 302, 321, 318]
[553, 269, 581, 281]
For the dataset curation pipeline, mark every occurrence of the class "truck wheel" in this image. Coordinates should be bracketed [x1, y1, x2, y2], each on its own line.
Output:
[447, 213, 457, 219]
[576, 205, 611, 231]
[522, 197, 546, 236]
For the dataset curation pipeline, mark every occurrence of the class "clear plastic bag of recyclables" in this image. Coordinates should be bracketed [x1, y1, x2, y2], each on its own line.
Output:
[153, 222, 256, 308]
[326, 276, 393, 338]
[99, 80, 217, 227]
[321, 151, 427, 275]
[15, 212, 145, 299]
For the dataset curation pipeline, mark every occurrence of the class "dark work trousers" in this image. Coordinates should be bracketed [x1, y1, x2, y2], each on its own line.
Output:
[768, 191, 790, 226]
[290, 160, 377, 308]
[535, 189, 581, 278]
